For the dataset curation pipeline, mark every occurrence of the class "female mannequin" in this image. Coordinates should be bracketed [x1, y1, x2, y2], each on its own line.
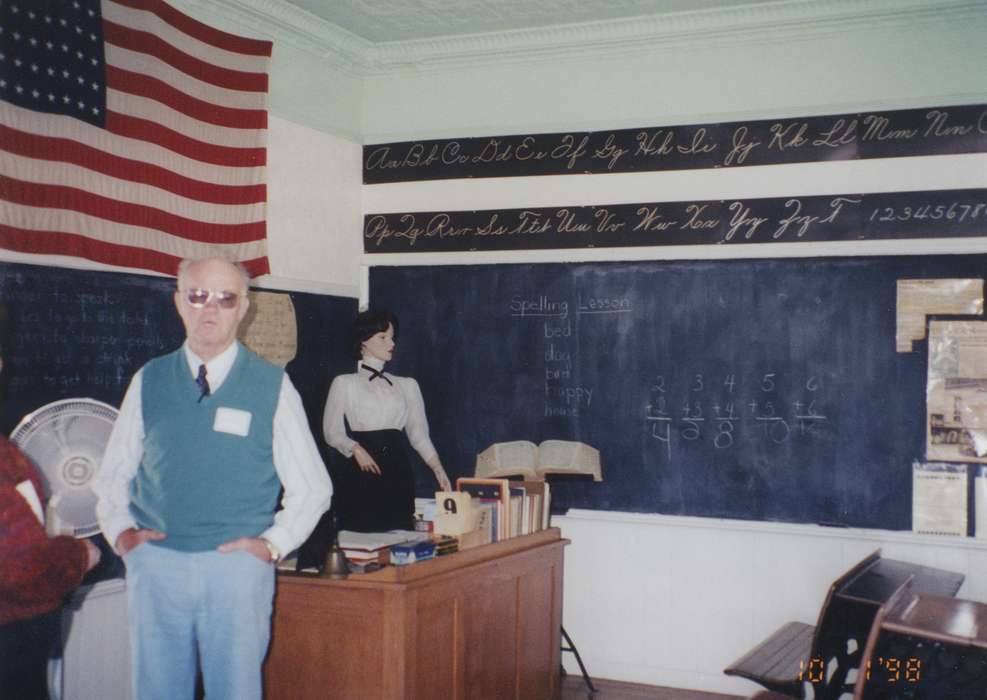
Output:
[323, 310, 451, 532]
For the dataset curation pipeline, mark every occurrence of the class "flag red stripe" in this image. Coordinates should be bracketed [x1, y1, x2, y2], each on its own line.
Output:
[1, 176, 266, 243]
[108, 0, 273, 58]
[0, 224, 181, 275]
[0, 125, 265, 205]
[0, 225, 271, 277]
[104, 20, 268, 93]
[106, 111, 266, 167]
[107, 67, 267, 129]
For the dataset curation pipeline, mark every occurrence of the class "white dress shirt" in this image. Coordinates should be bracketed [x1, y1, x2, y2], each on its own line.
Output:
[322, 356, 438, 463]
[95, 341, 333, 556]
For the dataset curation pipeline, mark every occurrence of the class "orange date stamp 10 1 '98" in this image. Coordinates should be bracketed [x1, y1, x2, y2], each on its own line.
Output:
[798, 656, 922, 685]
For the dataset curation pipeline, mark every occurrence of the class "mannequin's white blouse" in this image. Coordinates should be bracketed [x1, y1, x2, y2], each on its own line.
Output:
[322, 356, 438, 463]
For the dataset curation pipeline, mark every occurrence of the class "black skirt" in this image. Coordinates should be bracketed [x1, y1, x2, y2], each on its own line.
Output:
[335, 429, 415, 533]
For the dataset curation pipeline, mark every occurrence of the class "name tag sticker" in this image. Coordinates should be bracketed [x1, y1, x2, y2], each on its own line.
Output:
[214, 407, 252, 437]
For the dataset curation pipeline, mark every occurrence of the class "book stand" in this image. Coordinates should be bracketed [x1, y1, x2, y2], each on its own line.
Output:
[561, 626, 596, 693]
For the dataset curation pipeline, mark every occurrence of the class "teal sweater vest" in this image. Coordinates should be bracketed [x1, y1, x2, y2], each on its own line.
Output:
[129, 346, 283, 551]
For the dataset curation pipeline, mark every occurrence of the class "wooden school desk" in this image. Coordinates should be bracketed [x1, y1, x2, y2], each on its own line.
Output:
[263, 528, 568, 700]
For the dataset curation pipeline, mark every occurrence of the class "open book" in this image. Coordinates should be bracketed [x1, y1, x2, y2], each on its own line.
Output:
[475, 440, 602, 481]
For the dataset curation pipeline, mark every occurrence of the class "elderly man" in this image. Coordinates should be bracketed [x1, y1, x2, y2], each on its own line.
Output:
[95, 257, 332, 700]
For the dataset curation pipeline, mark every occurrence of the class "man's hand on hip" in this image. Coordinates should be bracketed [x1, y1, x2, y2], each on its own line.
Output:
[217, 536, 275, 563]
[115, 527, 166, 555]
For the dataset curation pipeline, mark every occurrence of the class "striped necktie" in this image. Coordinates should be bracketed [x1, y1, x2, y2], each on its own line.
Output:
[196, 364, 210, 402]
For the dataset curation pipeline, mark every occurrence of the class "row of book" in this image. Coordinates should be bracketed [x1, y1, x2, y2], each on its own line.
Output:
[324, 478, 555, 574]
[450, 477, 552, 544]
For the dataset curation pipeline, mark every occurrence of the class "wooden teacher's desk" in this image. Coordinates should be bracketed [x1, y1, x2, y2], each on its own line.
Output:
[263, 529, 568, 700]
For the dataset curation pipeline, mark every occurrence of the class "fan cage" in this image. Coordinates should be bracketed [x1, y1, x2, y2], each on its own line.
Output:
[11, 398, 119, 538]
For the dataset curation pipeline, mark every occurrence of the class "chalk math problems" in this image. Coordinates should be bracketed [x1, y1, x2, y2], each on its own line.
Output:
[646, 372, 828, 461]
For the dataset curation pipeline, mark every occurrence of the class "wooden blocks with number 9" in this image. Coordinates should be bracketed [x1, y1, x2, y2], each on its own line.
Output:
[434, 491, 478, 536]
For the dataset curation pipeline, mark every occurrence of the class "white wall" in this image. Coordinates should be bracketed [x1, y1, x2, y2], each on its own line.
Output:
[361, 3, 987, 142]
[265, 116, 363, 296]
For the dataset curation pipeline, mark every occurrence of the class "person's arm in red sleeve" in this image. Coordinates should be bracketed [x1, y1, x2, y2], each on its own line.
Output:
[0, 439, 97, 623]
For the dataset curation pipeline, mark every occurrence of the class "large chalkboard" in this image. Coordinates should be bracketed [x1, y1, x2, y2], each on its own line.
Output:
[370, 255, 987, 531]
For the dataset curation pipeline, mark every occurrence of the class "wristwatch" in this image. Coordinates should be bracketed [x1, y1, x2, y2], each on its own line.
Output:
[260, 537, 281, 563]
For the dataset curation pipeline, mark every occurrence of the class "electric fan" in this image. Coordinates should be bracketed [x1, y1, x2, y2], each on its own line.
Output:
[10, 398, 118, 538]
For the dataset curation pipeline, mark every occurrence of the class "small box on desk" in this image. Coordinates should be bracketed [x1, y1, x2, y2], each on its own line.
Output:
[390, 539, 436, 565]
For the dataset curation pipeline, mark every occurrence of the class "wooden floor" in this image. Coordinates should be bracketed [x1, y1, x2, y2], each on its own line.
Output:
[560, 675, 743, 700]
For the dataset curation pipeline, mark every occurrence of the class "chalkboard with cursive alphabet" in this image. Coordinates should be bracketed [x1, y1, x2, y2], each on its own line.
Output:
[364, 188, 987, 253]
[370, 254, 987, 530]
[364, 103, 987, 183]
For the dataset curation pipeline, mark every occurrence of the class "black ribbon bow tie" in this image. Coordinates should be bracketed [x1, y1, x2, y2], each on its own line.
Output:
[361, 363, 393, 386]
[196, 364, 211, 402]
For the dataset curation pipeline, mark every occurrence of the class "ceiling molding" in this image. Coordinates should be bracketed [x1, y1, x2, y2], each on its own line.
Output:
[180, 0, 985, 76]
[363, 0, 986, 73]
[178, 0, 372, 75]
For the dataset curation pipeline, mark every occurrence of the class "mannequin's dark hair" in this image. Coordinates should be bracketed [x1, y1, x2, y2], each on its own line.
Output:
[351, 309, 399, 360]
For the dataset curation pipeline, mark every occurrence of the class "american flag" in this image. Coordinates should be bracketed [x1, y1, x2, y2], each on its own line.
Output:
[0, 0, 272, 276]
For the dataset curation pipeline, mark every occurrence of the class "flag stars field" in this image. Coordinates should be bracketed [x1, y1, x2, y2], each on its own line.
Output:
[0, 0, 274, 275]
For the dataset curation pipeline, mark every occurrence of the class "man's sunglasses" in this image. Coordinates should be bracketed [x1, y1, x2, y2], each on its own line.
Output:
[183, 288, 240, 309]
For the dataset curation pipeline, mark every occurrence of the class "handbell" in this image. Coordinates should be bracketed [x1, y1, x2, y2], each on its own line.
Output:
[324, 543, 350, 579]
[324, 512, 349, 580]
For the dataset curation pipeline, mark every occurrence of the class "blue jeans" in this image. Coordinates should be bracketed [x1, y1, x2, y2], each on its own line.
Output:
[123, 544, 274, 700]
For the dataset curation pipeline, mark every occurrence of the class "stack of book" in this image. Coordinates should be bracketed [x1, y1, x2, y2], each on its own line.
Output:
[337, 531, 416, 573]
[431, 534, 458, 556]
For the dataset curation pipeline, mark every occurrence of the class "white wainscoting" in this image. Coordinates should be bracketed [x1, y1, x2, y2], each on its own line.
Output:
[556, 509, 987, 696]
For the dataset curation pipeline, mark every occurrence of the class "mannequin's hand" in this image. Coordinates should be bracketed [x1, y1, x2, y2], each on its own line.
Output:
[431, 462, 452, 492]
[437, 473, 452, 492]
[353, 444, 382, 475]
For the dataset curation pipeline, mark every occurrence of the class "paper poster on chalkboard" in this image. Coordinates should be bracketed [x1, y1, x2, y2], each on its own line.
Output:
[912, 462, 967, 536]
[927, 320, 987, 463]
[896, 279, 983, 352]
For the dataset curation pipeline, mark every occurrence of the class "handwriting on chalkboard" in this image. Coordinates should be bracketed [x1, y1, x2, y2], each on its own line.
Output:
[364, 189, 987, 253]
[364, 104, 987, 183]
[510, 292, 632, 418]
[646, 372, 828, 462]
[5, 290, 170, 395]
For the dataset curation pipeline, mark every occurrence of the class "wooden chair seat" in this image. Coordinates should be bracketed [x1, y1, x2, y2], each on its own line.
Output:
[725, 621, 814, 697]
